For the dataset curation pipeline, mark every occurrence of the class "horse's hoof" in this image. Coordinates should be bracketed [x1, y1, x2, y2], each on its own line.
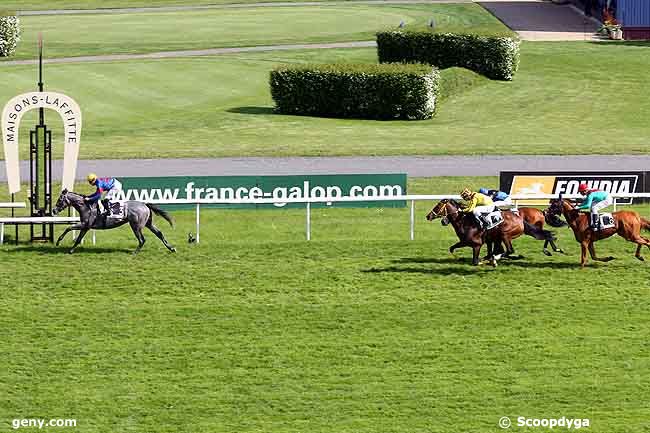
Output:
[543, 250, 552, 257]
[636, 256, 645, 261]
[170, 247, 177, 253]
[606, 256, 616, 261]
[67, 250, 74, 254]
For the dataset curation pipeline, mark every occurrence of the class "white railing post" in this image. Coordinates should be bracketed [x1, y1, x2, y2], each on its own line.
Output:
[613, 198, 617, 212]
[409, 199, 415, 241]
[92, 230, 96, 245]
[0, 223, 4, 245]
[306, 201, 311, 241]
[196, 203, 200, 244]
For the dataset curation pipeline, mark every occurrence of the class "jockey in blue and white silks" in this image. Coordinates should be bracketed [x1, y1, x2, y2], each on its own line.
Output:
[86, 173, 123, 215]
[479, 187, 513, 210]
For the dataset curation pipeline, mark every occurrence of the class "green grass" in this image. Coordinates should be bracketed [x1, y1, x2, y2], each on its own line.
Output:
[2, 177, 650, 432]
[438, 67, 488, 102]
[3, 4, 507, 61]
[3, 42, 649, 160]
[6, 0, 405, 11]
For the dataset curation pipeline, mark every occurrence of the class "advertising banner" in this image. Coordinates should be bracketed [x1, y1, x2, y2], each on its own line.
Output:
[500, 171, 646, 205]
[118, 174, 407, 209]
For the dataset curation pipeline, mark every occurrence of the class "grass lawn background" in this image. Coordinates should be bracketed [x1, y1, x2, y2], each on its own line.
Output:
[2, 177, 650, 432]
[2, 42, 649, 160]
[7, 0, 410, 11]
[3, 4, 507, 61]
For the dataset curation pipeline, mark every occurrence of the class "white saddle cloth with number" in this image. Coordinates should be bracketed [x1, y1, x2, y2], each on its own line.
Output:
[482, 210, 504, 230]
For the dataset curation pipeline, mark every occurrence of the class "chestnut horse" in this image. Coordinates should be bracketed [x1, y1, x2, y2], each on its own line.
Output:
[426, 199, 555, 266]
[517, 207, 566, 256]
[547, 198, 650, 267]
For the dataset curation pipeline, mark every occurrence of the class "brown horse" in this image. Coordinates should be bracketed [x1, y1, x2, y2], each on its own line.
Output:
[426, 199, 555, 266]
[547, 198, 650, 267]
[517, 207, 566, 256]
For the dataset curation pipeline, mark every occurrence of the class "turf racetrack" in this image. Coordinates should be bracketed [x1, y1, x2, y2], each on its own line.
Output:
[2, 178, 650, 432]
[7, 4, 507, 60]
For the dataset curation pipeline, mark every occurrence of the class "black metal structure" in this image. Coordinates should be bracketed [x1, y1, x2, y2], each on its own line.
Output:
[28, 34, 54, 242]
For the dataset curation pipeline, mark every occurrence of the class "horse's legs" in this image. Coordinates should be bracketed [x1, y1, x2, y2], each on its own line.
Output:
[147, 222, 176, 253]
[550, 238, 565, 254]
[472, 244, 481, 266]
[130, 222, 146, 254]
[56, 224, 85, 246]
[580, 241, 588, 268]
[503, 238, 514, 257]
[629, 236, 650, 261]
[449, 241, 467, 254]
[588, 241, 615, 262]
[68, 228, 89, 254]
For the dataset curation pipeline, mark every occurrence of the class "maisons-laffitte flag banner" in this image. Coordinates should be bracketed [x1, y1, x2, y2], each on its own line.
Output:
[2, 92, 82, 193]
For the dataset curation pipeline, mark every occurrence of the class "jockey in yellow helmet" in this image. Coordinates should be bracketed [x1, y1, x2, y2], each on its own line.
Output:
[459, 188, 495, 228]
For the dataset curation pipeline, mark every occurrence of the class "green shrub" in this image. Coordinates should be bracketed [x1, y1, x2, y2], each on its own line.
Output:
[376, 30, 520, 81]
[270, 63, 440, 120]
[0, 15, 20, 57]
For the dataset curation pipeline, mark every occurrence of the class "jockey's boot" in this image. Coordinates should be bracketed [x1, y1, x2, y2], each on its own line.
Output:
[591, 213, 599, 230]
[102, 199, 111, 216]
[474, 214, 484, 229]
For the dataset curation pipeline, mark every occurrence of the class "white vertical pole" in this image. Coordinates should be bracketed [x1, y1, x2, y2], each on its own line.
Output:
[409, 200, 415, 241]
[613, 198, 617, 212]
[0, 223, 4, 245]
[306, 201, 311, 241]
[92, 230, 96, 245]
[196, 203, 200, 244]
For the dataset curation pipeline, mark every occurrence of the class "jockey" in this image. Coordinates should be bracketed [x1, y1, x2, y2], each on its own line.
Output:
[86, 173, 123, 215]
[576, 183, 613, 229]
[479, 187, 514, 210]
[459, 188, 495, 228]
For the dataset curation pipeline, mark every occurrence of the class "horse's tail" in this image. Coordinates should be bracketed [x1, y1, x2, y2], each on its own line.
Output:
[641, 217, 650, 232]
[524, 220, 556, 241]
[147, 204, 175, 228]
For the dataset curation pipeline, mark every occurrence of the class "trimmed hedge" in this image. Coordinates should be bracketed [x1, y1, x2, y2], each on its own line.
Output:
[376, 31, 520, 81]
[0, 16, 20, 57]
[270, 63, 440, 120]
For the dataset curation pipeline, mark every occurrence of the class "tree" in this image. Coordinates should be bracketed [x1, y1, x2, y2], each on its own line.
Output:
[0, 16, 21, 57]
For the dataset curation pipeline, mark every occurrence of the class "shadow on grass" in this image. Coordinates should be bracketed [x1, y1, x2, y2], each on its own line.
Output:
[589, 41, 650, 48]
[4, 245, 136, 255]
[226, 106, 275, 115]
[362, 265, 493, 276]
[363, 256, 585, 274]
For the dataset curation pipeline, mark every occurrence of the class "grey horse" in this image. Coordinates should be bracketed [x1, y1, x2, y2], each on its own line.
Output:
[52, 189, 176, 254]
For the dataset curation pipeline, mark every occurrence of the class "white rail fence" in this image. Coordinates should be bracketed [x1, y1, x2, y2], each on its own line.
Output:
[145, 193, 650, 244]
[2, 193, 650, 245]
